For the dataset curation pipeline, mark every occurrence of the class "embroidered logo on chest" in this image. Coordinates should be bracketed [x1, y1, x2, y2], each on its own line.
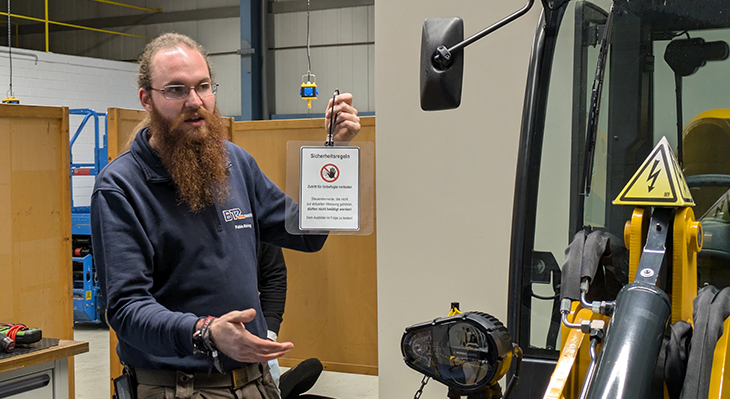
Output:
[222, 208, 253, 222]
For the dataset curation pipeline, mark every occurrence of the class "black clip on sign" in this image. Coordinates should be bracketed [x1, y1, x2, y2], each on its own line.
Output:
[325, 89, 339, 147]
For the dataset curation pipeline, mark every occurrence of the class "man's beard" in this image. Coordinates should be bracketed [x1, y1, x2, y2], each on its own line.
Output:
[149, 103, 230, 213]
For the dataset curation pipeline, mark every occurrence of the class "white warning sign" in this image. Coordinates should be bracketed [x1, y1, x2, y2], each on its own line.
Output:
[300, 146, 360, 230]
[613, 136, 694, 207]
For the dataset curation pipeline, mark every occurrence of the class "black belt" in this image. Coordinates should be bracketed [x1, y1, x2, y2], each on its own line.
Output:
[134, 363, 262, 390]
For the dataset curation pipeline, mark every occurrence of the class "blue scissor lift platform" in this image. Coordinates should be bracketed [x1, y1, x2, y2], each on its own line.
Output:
[70, 108, 108, 324]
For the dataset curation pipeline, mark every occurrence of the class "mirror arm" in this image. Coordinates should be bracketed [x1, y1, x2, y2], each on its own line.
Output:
[434, 0, 536, 65]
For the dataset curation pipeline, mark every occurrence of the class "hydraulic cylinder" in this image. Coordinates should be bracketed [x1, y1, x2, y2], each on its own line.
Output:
[585, 283, 671, 399]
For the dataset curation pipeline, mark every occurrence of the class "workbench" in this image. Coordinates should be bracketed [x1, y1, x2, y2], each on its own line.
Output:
[0, 339, 89, 399]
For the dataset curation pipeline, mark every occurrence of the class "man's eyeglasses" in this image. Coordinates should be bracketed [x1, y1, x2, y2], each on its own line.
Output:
[151, 82, 218, 100]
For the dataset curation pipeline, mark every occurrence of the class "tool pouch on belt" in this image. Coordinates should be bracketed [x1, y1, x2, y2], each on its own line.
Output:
[113, 364, 138, 399]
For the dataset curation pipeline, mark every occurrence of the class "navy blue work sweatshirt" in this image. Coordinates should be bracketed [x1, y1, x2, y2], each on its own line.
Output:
[90, 128, 326, 372]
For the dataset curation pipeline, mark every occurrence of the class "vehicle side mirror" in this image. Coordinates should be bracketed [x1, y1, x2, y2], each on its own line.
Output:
[420, 17, 464, 111]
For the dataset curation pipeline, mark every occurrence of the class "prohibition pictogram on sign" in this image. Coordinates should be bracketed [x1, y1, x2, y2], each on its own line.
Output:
[321, 163, 340, 183]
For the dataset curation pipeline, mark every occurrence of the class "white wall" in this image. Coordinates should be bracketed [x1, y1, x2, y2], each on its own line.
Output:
[0, 43, 242, 206]
[273, 6, 374, 116]
[49, 17, 243, 118]
[375, 1, 541, 398]
[0, 46, 140, 206]
[18, 0, 242, 117]
[10, 1, 373, 118]
[0, 47, 139, 111]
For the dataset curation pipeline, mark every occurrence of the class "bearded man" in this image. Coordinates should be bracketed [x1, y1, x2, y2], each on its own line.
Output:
[90, 33, 360, 399]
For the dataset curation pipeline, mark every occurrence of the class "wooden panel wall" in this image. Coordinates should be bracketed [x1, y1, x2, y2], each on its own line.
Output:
[0, 104, 75, 396]
[106, 108, 147, 161]
[232, 117, 377, 375]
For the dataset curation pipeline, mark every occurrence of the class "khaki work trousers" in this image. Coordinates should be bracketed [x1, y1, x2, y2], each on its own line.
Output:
[136, 363, 280, 399]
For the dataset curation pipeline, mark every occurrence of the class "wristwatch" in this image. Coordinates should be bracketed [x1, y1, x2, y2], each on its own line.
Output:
[193, 326, 206, 354]
[193, 316, 214, 354]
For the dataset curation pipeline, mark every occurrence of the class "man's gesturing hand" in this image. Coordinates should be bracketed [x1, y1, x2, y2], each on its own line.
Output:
[210, 309, 293, 363]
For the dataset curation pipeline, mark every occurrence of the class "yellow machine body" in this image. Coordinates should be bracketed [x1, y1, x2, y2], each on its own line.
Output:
[543, 304, 608, 399]
[709, 317, 730, 398]
[544, 133, 730, 398]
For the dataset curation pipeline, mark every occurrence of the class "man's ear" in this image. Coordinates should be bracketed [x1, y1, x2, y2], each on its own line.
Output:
[139, 88, 153, 112]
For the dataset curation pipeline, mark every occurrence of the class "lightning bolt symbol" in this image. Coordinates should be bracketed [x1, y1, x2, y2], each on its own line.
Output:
[647, 159, 660, 192]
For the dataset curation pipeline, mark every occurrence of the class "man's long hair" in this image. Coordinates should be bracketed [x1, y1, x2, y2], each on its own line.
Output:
[137, 33, 213, 92]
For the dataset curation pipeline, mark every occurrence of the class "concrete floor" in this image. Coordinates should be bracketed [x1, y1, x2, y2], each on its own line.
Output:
[73, 324, 378, 399]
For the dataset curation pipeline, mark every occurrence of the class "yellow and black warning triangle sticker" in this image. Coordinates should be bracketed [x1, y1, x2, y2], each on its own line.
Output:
[613, 136, 695, 207]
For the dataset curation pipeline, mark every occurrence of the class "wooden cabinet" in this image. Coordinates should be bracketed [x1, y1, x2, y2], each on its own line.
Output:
[0, 104, 76, 397]
[232, 117, 377, 375]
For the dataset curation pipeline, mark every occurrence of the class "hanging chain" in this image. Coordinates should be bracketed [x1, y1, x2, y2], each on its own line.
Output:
[305, 0, 312, 80]
[413, 375, 430, 399]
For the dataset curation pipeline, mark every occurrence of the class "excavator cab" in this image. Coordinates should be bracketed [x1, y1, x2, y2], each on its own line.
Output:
[416, 0, 730, 397]
[504, 0, 730, 396]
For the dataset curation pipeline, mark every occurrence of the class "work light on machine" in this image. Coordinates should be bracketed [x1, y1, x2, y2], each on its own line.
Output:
[401, 311, 522, 399]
